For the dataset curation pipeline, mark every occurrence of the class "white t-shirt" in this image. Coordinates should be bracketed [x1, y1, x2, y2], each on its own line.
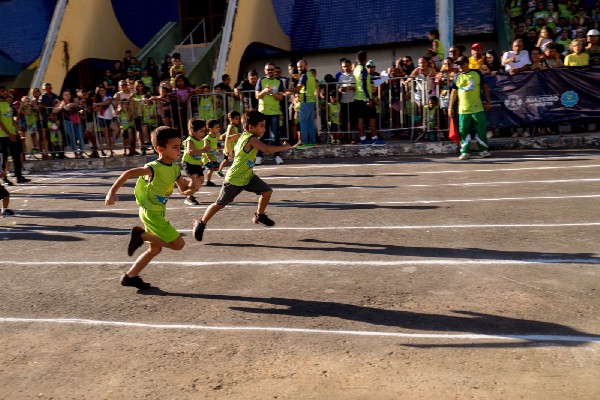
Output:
[502, 50, 532, 72]
[337, 73, 355, 103]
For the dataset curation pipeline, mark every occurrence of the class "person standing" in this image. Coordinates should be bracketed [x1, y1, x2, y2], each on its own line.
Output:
[0, 86, 30, 184]
[255, 62, 285, 165]
[287, 59, 317, 148]
[448, 56, 492, 160]
[354, 51, 385, 145]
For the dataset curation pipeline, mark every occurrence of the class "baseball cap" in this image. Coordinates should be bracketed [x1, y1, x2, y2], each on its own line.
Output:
[366, 60, 376, 67]
[587, 29, 600, 36]
[454, 56, 470, 65]
[471, 43, 483, 50]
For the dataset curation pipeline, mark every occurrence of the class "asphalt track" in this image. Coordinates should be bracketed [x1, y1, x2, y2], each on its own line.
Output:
[1, 149, 599, 399]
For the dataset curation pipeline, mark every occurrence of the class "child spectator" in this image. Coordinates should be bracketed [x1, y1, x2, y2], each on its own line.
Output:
[141, 68, 154, 94]
[217, 110, 241, 177]
[18, 96, 39, 156]
[169, 56, 185, 86]
[141, 94, 158, 155]
[328, 90, 341, 144]
[427, 29, 445, 63]
[192, 109, 294, 242]
[182, 119, 209, 205]
[105, 126, 196, 290]
[47, 112, 63, 159]
[202, 119, 221, 187]
[427, 96, 440, 142]
[564, 38, 590, 65]
[196, 84, 215, 121]
[536, 26, 554, 49]
[541, 42, 564, 67]
[117, 100, 135, 156]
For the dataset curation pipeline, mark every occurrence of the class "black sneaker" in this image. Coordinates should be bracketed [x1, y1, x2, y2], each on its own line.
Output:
[1, 209, 14, 217]
[2, 177, 14, 186]
[253, 213, 275, 227]
[16, 177, 31, 184]
[205, 181, 216, 187]
[193, 219, 206, 241]
[184, 196, 199, 206]
[217, 171, 224, 177]
[120, 273, 151, 290]
[127, 226, 145, 256]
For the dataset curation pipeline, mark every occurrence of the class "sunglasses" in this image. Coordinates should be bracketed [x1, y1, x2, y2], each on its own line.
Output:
[266, 69, 274, 72]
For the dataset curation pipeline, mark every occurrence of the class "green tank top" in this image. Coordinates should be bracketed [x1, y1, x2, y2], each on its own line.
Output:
[182, 135, 204, 165]
[134, 160, 181, 211]
[353, 64, 371, 101]
[300, 72, 317, 103]
[0, 101, 16, 137]
[258, 77, 283, 115]
[226, 132, 257, 186]
[201, 133, 220, 164]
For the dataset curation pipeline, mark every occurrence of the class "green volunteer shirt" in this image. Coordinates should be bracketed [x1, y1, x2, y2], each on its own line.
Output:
[257, 77, 283, 115]
[452, 69, 485, 115]
[353, 64, 371, 101]
[0, 101, 16, 137]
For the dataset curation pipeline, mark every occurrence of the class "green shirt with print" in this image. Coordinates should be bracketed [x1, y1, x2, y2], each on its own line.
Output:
[134, 160, 181, 212]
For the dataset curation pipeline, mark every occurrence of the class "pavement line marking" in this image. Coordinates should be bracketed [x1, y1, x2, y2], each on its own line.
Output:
[1, 317, 598, 343]
[0, 259, 598, 266]
[2, 222, 600, 235]
[11, 194, 600, 212]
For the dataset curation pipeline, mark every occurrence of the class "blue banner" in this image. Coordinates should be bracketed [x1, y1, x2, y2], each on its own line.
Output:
[486, 66, 600, 128]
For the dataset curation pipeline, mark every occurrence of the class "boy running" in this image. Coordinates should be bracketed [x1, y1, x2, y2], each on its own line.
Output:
[105, 126, 196, 289]
[182, 119, 209, 205]
[192, 109, 294, 241]
[217, 110, 241, 177]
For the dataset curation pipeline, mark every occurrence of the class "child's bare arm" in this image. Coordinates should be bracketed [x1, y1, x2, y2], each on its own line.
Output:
[175, 175, 195, 196]
[247, 136, 294, 154]
[105, 166, 151, 205]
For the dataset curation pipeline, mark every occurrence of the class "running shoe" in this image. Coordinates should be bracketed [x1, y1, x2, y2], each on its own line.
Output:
[120, 273, 151, 290]
[253, 213, 275, 227]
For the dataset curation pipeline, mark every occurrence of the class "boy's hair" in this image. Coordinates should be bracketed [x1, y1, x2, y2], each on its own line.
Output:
[188, 118, 206, 133]
[151, 126, 180, 149]
[242, 109, 266, 130]
[207, 119, 219, 129]
[228, 110, 240, 120]
[429, 96, 439, 103]
[329, 90, 337, 99]
[429, 29, 440, 38]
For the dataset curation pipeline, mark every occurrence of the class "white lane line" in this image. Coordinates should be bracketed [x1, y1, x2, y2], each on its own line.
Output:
[10, 194, 600, 213]
[2, 222, 600, 235]
[0, 259, 598, 266]
[1, 317, 598, 343]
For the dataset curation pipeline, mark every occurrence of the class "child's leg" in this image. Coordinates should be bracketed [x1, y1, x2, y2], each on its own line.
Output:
[126, 233, 185, 277]
[257, 190, 273, 215]
[199, 203, 225, 224]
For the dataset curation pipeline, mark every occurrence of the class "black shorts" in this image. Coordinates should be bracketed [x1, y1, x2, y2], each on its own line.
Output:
[216, 175, 272, 205]
[353, 100, 371, 120]
[182, 162, 204, 176]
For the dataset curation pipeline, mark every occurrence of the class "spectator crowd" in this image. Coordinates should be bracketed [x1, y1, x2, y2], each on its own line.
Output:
[1, 0, 599, 187]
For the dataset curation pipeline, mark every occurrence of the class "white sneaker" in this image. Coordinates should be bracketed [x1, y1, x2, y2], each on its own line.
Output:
[486, 130, 494, 139]
[21, 168, 30, 175]
[275, 156, 283, 165]
[480, 151, 491, 158]
[255, 156, 263, 165]
[458, 153, 471, 160]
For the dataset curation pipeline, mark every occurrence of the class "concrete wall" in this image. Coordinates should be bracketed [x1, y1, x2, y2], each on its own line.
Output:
[225, 0, 291, 85]
[40, 0, 138, 88]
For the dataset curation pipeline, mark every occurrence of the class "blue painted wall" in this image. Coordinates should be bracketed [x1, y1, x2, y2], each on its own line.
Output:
[0, 0, 57, 65]
[273, 0, 496, 52]
[111, 0, 179, 48]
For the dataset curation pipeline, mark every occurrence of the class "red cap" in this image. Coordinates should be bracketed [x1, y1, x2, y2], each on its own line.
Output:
[471, 43, 483, 50]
